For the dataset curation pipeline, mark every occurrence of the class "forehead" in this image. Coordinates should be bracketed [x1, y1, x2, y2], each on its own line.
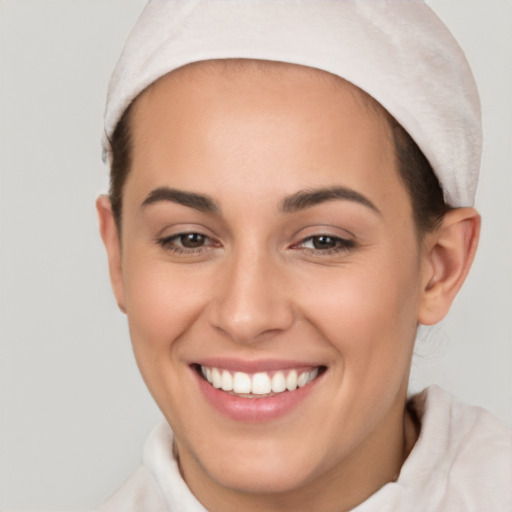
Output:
[133, 58, 389, 128]
[130, 59, 395, 159]
[124, 59, 409, 220]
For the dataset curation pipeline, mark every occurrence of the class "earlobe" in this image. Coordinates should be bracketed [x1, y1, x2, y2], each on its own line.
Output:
[96, 195, 127, 313]
[418, 208, 481, 326]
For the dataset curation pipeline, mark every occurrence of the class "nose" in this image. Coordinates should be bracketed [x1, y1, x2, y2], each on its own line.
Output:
[207, 248, 295, 344]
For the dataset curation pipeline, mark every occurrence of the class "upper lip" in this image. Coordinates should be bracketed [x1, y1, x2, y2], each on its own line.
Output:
[192, 357, 325, 373]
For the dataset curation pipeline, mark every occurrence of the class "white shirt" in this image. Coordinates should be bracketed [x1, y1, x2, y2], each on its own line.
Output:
[97, 386, 512, 511]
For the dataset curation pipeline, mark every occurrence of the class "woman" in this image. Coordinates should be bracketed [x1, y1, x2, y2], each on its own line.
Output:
[96, 1, 512, 510]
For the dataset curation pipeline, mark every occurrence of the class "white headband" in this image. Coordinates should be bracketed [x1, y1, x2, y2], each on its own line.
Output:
[103, 0, 482, 207]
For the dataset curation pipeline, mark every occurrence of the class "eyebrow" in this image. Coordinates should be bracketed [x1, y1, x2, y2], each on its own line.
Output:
[141, 185, 379, 216]
[280, 186, 380, 214]
[141, 187, 220, 214]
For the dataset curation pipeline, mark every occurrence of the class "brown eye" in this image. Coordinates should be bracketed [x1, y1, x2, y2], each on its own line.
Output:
[157, 232, 217, 253]
[311, 235, 338, 250]
[179, 233, 207, 248]
[297, 234, 355, 254]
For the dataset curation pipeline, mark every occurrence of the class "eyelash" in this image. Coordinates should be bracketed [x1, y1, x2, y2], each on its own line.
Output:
[157, 232, 355, 257]
[294, 235, 356, 255]
[156, 233, 218, 255]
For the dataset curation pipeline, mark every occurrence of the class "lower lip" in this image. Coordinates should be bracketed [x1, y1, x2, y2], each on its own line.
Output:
[193, 368, 322, 422]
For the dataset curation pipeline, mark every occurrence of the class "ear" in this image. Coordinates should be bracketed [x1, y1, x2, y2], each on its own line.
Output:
[418, 208, 480, 326]
[96, 195, 126, 313]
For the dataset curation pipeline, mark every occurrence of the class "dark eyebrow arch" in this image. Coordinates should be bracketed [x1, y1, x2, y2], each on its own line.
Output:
[141, 187, 220, 214]
[280, 186, 380, 215]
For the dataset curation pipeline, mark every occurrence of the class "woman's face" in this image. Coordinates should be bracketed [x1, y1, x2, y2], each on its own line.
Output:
[108, 62, 430, 506]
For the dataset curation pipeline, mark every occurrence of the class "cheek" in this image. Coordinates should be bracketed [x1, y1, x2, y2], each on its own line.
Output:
[121, 256, 215, 426]
[122, 256, 207, 366]
[296, 249, 421, 377]
[292, 253, 422, 449]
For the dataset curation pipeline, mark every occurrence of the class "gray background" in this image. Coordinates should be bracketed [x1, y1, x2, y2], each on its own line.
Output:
[1, 0, 511, 510]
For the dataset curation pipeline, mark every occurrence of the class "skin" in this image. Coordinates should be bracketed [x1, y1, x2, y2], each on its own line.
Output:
[97, 61, 480, 512]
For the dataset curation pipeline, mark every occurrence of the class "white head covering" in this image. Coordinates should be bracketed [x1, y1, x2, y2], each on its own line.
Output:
[103, 0, 482, 207]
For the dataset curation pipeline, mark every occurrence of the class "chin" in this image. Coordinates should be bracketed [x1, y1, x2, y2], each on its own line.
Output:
[182, 433, 330, 496]
[207, 457, 318, 495]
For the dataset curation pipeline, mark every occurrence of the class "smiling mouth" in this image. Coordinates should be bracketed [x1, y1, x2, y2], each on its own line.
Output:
[195, 364, 326, 398]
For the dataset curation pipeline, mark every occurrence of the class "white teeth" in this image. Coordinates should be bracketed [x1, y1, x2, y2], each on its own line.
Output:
[233, 372, 252, 394]
[271, 371, 287, 393]
[297, 371, 309, 388]
[211, 368, 222, 388]
[201, 366, 320, 396]
[252, 372, 272, 395]
[286, 370, 298, 391]
[221, 370, 233, 391]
